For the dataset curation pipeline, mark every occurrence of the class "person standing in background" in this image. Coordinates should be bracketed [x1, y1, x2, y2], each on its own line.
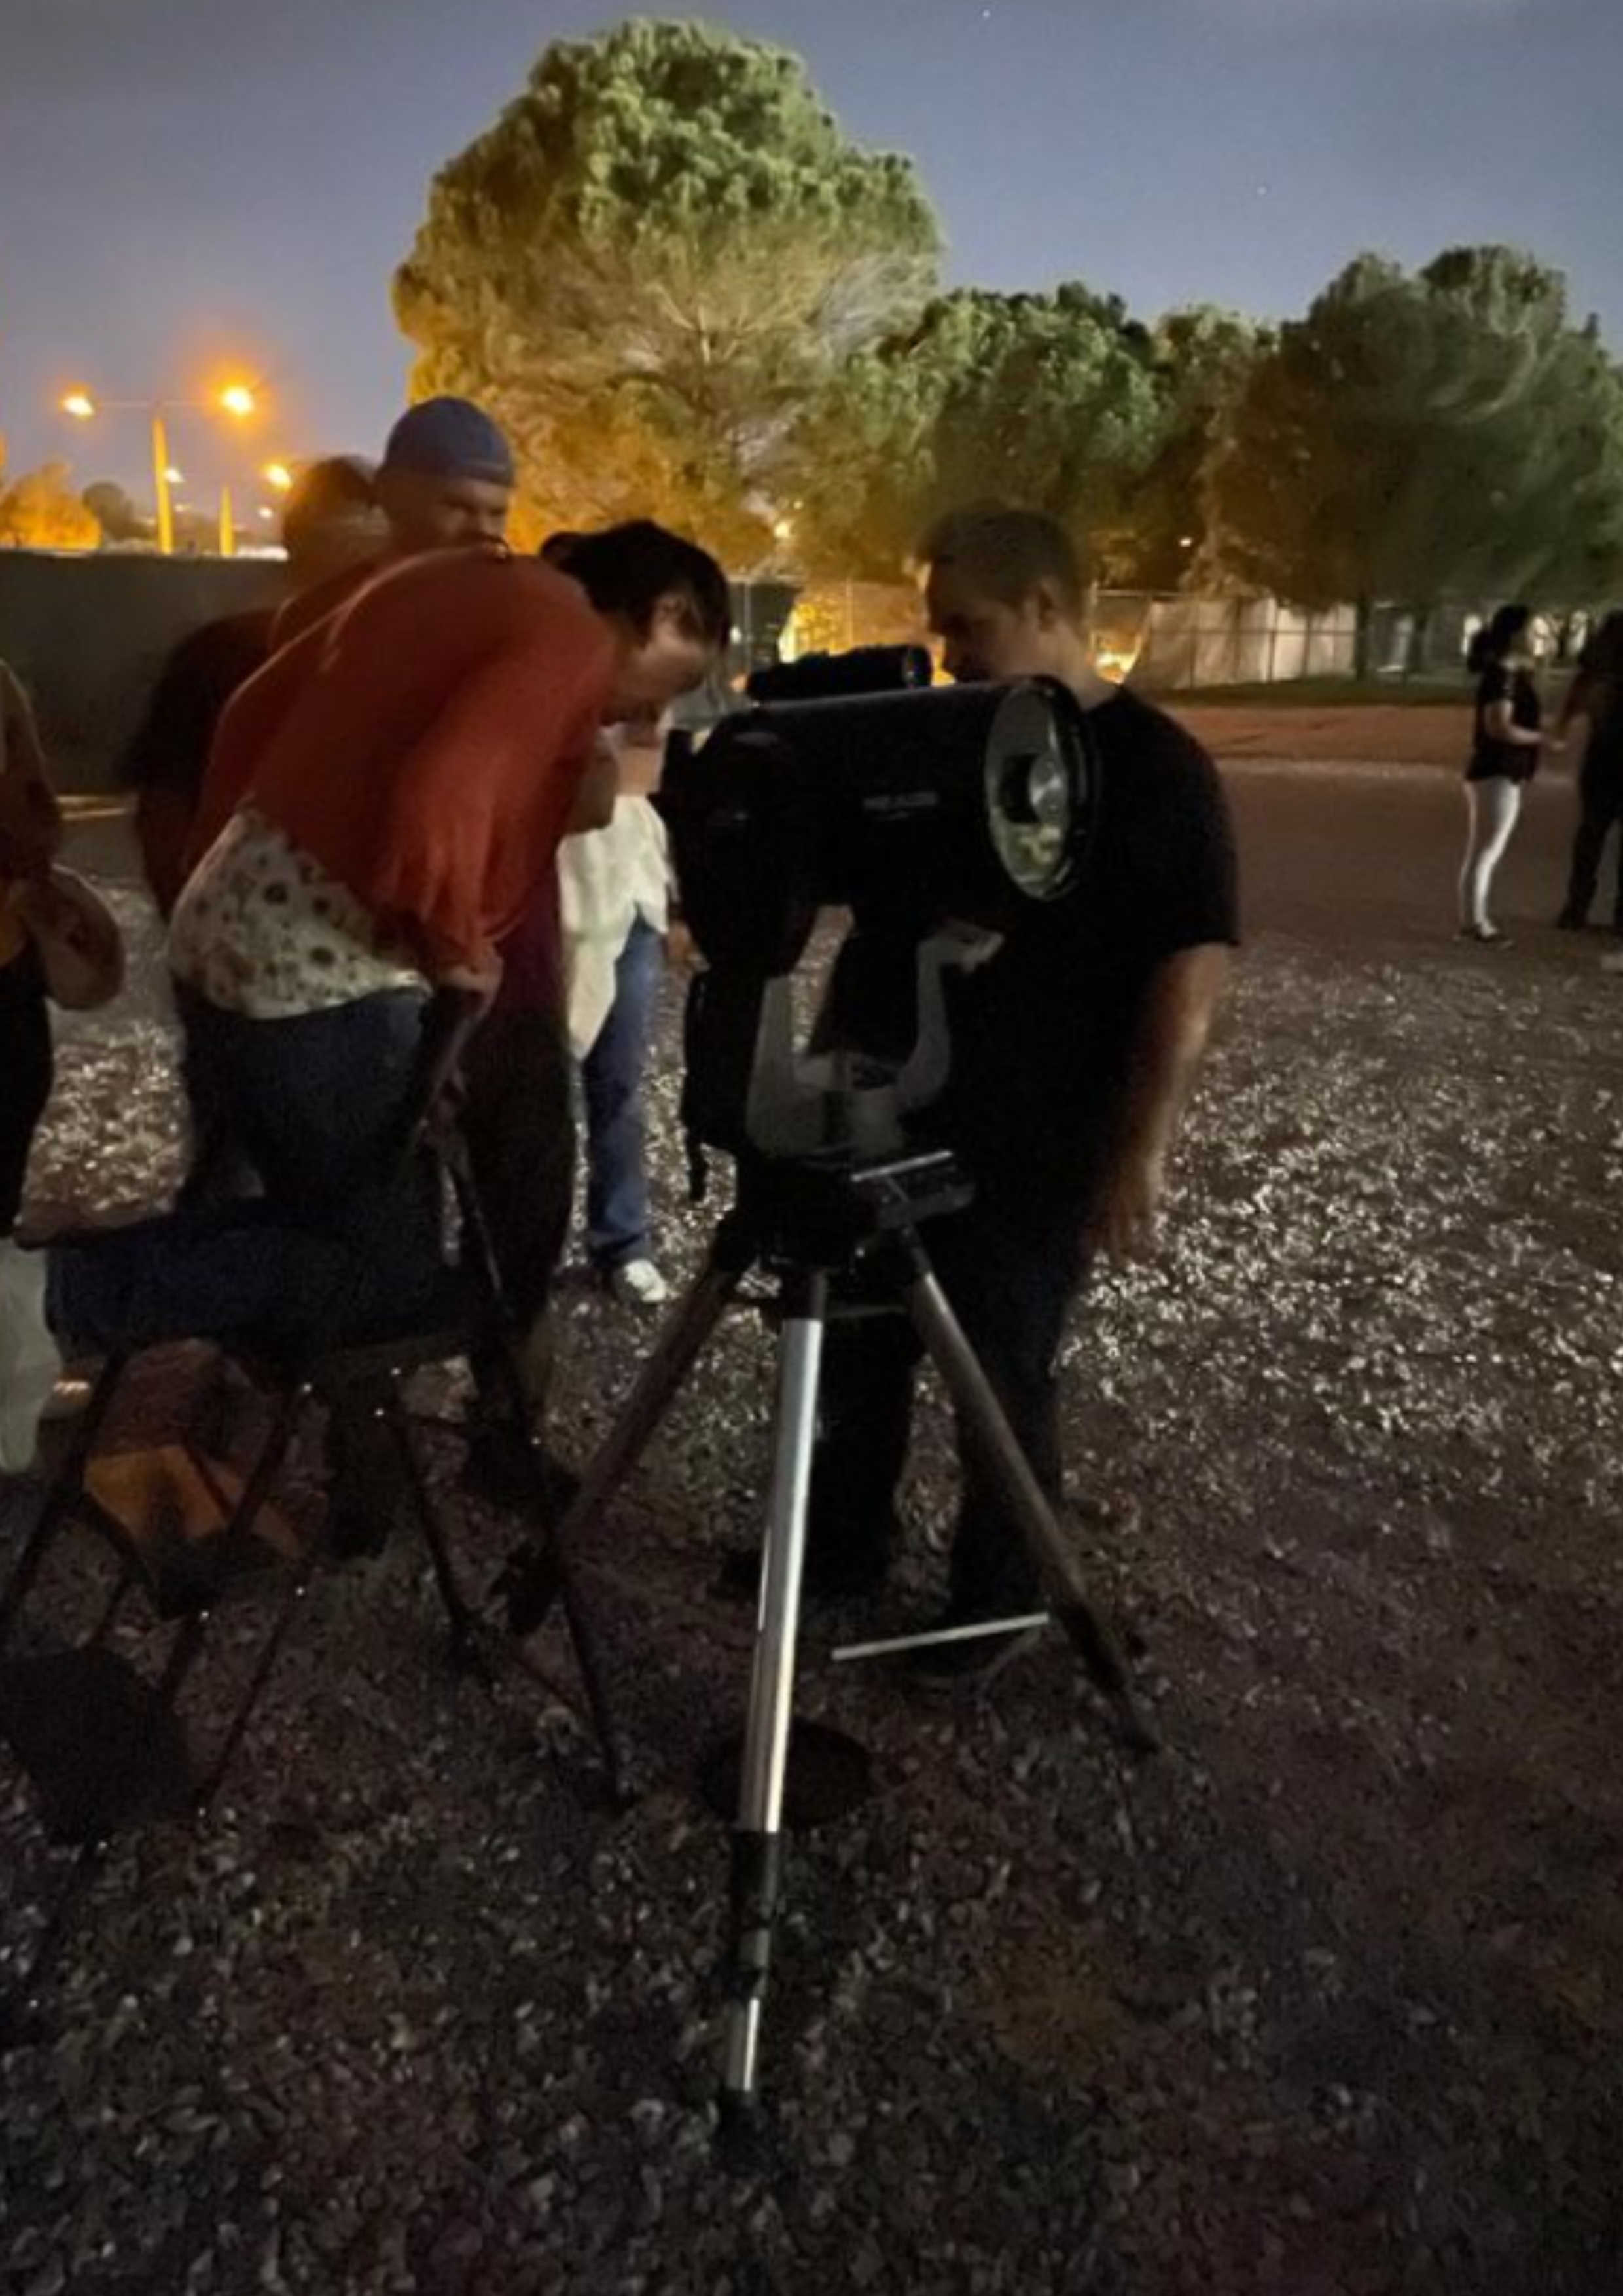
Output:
[1458, 604, 1551, 948]
[558, 705, 678, 1309]
[1556, 611, 1623, 941]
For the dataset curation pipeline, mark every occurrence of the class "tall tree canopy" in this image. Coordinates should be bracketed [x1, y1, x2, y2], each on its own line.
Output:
[81, 480, 147, 545]
[394, 18, 940, 562]
[792, 285, 1166, 582]
[1103, 306, 1271, 592]
[1205, 247, 1623, 613]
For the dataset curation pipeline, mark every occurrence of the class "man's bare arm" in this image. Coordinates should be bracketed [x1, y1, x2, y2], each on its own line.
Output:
[1088, 942, 1232, 1263]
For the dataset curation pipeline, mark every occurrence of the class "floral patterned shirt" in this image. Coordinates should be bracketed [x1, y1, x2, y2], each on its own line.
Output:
[169, 806, 425, 1019]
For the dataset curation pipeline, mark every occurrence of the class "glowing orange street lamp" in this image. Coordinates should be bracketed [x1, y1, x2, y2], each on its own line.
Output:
[262, 462, 294, 493]
[59, 381, 261, 556]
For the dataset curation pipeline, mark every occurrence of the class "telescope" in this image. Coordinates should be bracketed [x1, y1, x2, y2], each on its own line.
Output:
[504, 649, 1152, 2121]
[658, 654, 1101, 1164]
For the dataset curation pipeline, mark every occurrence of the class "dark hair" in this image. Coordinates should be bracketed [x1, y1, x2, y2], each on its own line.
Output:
[281, 456, 377, 558]
[541, 520, 730, 648]
[916, 501, 1087, 617]
[1466, 603, 1532, 675]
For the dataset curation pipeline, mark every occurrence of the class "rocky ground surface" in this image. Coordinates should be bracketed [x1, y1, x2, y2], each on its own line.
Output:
[2, 759, 1620, 2295]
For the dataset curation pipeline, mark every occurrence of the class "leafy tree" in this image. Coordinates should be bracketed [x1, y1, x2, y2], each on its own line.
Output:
[1205, 247, 1623, 647]
[1103, 306, 1271, 591]
[0, 458, 101, 551]
[82, 479, 147, 544]
[793, 284, 1166, 581]
[394, 18, 940, 564]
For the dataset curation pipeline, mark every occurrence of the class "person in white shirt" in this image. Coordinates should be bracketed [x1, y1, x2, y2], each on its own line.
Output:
[557, 709, 679, 1308]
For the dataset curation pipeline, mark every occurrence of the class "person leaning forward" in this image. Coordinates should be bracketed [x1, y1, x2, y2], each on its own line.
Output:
[0, 542, 657, 1469]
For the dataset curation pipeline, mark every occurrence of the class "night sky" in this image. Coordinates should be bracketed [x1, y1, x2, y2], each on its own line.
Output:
[3, 0, 1619, 511]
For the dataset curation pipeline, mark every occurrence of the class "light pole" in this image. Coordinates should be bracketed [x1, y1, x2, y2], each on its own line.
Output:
[60, 384, 259, 556]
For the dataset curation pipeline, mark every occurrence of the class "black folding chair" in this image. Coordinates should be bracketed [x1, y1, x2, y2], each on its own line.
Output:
[0, 991, 622, 2032]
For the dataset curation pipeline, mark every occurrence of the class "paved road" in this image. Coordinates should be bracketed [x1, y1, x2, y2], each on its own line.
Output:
[1225, 757, 1599, 957]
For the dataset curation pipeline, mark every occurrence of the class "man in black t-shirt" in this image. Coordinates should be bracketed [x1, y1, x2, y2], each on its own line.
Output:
[806, 504, 1240, 1679]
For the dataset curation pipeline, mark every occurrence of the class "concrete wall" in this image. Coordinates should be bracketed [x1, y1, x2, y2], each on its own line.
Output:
[0, 550, 287, 793]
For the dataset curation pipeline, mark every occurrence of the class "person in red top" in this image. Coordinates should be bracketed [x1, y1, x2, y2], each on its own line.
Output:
[0, 524, 730, 1462]
[181, 544, 615, 987]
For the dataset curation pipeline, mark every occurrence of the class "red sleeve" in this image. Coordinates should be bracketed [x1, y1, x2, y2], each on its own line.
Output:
[366, 633, 613, 978]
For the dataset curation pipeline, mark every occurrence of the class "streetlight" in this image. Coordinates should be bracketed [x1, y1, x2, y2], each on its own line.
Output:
[60, 381, 260, 556]
[262, 462, 294, 493]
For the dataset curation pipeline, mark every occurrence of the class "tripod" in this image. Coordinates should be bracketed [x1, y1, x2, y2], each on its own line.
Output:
[503, 1145, 1154, 2109]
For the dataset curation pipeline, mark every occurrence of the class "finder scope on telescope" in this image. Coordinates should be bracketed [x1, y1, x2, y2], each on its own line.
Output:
[744, 644, 934, 705]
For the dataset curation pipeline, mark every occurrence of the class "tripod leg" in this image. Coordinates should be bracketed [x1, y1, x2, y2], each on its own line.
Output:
[500, 1248, 747, 1636]
[901, 1257, 1158, 1756]
[721, 1268, 827, 2111]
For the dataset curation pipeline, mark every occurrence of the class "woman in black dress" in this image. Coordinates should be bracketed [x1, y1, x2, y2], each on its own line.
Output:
[1458, 603, 1548, 946]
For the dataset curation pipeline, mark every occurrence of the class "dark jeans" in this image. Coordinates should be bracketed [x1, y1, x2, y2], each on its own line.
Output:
[810, 1179, 1094, 1616]
[460, 1002, 576, 1331]
[1563, 765, 1623, 929]
[0, 944, 52, 1238]
[49, 992, 443, 1354]
[582, 918, 664, 1272]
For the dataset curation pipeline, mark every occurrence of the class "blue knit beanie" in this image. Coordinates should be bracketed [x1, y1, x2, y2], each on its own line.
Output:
[382, 397, 515, 486]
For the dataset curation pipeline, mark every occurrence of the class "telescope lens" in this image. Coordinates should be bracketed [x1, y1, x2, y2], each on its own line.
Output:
[984, 686, 1088, 901]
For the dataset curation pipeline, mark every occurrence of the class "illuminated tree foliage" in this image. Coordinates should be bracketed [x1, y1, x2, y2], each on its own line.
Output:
[394, 19, 939, 564]
[0, 452, 101, 551]
[791, 284, 1166, 581]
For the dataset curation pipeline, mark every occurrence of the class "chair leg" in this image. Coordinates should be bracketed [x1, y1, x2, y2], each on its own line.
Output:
[221, 1379, 315, 1562]
[476, 1337, 630, 1803]
[0, 1352, 130, 1652]
[192, 1571, 312, 1814]
[156, 1611, 209, 1707]
[87, 1570, 134, 1653]
[385, 1396, 483, 1672]
[1, 1833, 111, 2043]
[183, 1379, 316, 1809]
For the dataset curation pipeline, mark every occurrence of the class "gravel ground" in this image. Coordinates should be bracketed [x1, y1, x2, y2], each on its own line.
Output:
[3, 762, 1622, 2296]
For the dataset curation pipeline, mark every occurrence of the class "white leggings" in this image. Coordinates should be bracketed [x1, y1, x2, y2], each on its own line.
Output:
[1459, 778, 1524, 930]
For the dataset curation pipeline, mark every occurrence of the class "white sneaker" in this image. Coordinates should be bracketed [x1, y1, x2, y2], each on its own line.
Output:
[606, 1258, 670, 1310]
[0, 1240, 65, 1476]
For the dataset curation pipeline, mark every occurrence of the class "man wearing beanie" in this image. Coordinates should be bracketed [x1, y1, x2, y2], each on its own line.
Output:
[374, 395, 516, 554]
